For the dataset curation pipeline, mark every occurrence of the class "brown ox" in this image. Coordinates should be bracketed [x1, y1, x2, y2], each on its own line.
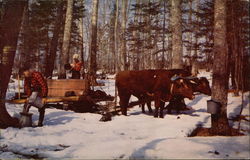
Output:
[115, 69, 195, 118]
[139, 69, 192, 113]
[166, 77, 211, 114]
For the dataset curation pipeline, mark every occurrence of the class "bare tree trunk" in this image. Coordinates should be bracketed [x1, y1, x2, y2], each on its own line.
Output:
[58, 0, 74, 79]
[45, 2, 64, 78]
[109, 1, 116, 73]
[78, 0, 85, 73]
[229, 0, 241, 96]
[0, 1, 27, 128]
[167, 32, 172, 69]
[187, 0, 193, 66]
[211, 0, 231, 135]
[79, 17, 85, 73]
[171, 0, 183, 69]
[121, 0, 128, 71]
[161, 0, 166, 69]
[191, 0, 200, 76]
[89, 0, 99, 84]
[134, 0, 141, 70]
[114, 0, 120, 72]
[21, 3, 30, 67]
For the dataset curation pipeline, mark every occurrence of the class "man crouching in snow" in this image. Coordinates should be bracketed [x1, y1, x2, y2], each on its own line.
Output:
[19, 65, 48, 127]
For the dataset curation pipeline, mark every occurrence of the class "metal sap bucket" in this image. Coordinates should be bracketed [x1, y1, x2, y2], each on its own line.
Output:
[29, 92, 43, 109]
[207, 100, 221, 114]
[19, 112, 33, 127]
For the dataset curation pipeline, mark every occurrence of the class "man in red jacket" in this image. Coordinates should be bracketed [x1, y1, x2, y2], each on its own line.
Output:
[19, 65, 48, 126]
[70, 54, 83, 79]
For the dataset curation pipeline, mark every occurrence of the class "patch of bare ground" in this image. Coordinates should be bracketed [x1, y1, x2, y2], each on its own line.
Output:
[188, 126, 244, 137]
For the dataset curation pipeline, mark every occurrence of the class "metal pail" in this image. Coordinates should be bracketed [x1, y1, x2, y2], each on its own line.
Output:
[207, 100, 221, 114]
[19, 112, 33, 127]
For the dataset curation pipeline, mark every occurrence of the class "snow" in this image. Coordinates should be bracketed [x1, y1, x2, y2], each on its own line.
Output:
[1, 71, 249, 159]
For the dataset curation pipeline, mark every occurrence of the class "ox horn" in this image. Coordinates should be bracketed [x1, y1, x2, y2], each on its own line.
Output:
[146, 92, 154, 97]
[190, 80, 197, 84]
[184, 76, 198, 84]
[171, 75, 181, 81]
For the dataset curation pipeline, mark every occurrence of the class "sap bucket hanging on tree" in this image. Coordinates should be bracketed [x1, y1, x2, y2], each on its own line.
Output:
[207, 99, 221, 114]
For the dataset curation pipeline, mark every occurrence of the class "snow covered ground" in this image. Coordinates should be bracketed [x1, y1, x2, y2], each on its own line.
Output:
[0, 71, 249, 159]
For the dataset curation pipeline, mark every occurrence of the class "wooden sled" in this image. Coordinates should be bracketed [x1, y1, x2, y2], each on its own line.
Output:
[9, 79, 89, 104]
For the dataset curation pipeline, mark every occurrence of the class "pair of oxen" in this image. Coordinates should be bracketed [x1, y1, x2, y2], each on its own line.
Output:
[115, 69, 211, 118]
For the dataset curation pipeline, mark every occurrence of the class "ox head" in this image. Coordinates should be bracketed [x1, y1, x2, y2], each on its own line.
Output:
[171, 76, 195, 100]
[188, 77, 211, 96]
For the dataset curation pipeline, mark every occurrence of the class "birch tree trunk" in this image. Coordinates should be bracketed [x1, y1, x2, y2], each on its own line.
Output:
[78, 0, 85, 73]
[114, 0, 120, 72]
[211, 0, 231, 135]
[58, 0, 74, 79]
[191, 0, 200, 76]
[89, 0, 99, 83]
[161, 0, 166, 69]
[170, 0, 183, 69]
[134, 0, 141, 70]
[187, 0, 193, 66]
[121, 0, 128, 71]
[0, 1, 27, 128]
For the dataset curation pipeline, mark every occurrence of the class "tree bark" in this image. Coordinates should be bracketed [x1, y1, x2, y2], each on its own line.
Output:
[79, 16, 85, 72]
[58, 0, 74, 79]
[121, 0, 128, 71]
[0, 1, 27, 128]
[134, 0, 141, 70]
[20, 3, 30, 67]
[191, 0, 200, 76]
[114, 0, 120, 72]
[161, 0, 166, 69]
[45, 2, 64, 78]
[211, 0, 231, 135]
[89, 0, 99, 83]
[187, 0, 193, 66]
[109, 1, 117, 73]
[171, 0, 183, 69]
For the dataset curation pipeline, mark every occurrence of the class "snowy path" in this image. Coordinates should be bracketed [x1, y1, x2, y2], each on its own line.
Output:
[0, 71, 249, 159]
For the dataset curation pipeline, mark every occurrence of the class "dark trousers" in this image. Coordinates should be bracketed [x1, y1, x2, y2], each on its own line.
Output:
[23, 103, 45, 126]
[71, 70, 81, 79]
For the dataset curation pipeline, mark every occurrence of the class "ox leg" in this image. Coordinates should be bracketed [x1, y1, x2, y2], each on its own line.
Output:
[141, 103, 145, 113]
[154, 100, 164, 118]
[154, 101, 159, 118]
[147, 102, 153, 113]
[119, 94, 130, 116]
[159, 101, 165, 118]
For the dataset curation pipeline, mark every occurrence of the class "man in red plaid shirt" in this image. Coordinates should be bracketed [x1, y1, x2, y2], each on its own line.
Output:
[19, 65, 48, 126]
